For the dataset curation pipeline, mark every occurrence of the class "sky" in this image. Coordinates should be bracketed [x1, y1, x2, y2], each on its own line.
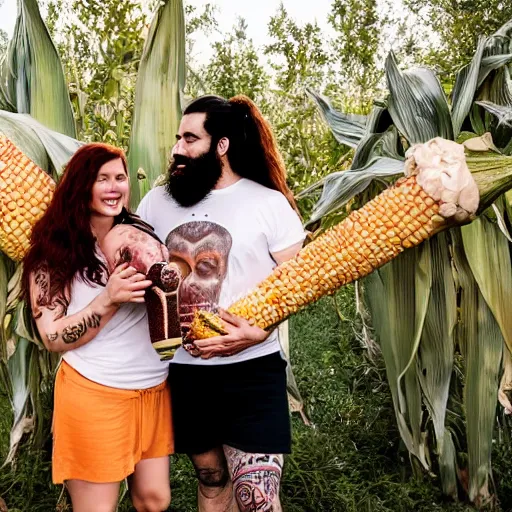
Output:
[0, 0, 335, 64]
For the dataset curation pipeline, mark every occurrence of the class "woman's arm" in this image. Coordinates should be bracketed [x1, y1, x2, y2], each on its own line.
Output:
[30, 263, 152, 353]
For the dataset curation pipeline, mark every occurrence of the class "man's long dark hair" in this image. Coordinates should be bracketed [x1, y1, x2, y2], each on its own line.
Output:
[183, 94, 299, 213]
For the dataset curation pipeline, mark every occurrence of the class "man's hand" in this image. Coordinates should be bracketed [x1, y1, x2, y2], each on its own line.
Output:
[188, 309, 270, 359]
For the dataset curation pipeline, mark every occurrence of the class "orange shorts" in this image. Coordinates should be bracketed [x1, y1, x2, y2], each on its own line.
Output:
[52, 360, 173, 484]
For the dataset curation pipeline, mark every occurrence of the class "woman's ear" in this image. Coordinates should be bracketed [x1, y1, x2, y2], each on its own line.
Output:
[217, 137, 229, 157]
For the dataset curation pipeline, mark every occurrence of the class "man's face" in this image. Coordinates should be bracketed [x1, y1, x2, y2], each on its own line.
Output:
[166, 113, 223, 207]
[172, 113, 211, 160]
[99, 225, 168, 275]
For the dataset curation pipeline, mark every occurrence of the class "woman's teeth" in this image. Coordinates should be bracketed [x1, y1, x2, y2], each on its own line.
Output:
[104, 199, 119, 206]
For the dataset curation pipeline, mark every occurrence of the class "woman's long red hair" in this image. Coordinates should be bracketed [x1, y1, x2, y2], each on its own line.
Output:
[22, 143, 128, 303]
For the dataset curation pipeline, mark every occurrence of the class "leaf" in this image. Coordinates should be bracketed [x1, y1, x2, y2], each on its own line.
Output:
[352, 125, 403, 169]
[306, 88, 367, 148]
[3, 337, 32, 465]
[0, 110, 81, 178]
[127, 0, 186, 208]
[306, 156, 404, 227]
[451, 38, 486, 139]
[451, 227, 503, 504]
[363, 247, 430, 470]
[491, 203, 512, 242]
[364, 104, 393, 134]
[0, 253, 12, 364]
[3, 0, 75, 137]
[385, 51, 454, 143]
[478, 54, 512, 87]
[475, 100, 512, 126]
[461, 207, 512, 354]
[415, 234, 457, 498]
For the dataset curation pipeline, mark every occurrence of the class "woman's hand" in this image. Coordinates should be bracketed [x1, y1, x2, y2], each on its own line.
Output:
[103, 262, 153, 306]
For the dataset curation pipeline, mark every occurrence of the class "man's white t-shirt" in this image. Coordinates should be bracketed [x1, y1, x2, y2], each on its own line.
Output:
[136, 178, 306, 365]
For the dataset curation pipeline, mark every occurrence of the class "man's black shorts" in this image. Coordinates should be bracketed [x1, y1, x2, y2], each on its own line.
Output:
[168, 351, 291, 455]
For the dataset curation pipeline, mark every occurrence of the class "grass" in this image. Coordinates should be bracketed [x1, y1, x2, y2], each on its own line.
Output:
[1, 286, 511, 511]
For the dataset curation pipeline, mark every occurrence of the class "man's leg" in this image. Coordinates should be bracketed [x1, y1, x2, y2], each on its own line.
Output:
[189, 446, 239, 512]
[224, 445, 284, 512]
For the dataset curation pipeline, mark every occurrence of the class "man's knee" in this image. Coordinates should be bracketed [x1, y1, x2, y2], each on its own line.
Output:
[131, 487, 171, 512]
[196, 466, 231, 499]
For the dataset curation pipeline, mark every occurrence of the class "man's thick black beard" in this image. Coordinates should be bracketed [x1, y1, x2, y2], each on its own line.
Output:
[165, 147, 222, 207]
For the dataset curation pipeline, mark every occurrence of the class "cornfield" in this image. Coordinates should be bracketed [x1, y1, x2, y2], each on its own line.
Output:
[1, 0, 512, 508]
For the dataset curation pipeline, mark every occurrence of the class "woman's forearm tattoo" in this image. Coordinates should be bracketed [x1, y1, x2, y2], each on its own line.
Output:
[59, 312, 103, 344]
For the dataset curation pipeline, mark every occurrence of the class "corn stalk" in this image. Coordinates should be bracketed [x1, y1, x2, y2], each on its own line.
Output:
[0, 0, 80, 465]
[127, 0, 186, 207]
[307, 19, 512, 506]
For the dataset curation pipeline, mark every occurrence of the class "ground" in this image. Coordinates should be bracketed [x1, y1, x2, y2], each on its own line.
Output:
[1, 287, 511, 511]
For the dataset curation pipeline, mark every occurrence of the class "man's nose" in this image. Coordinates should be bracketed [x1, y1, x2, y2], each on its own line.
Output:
[172, 139, 187, 155]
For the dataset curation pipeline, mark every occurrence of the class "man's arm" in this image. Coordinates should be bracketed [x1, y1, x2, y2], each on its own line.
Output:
[270, 240, 304, 265]
[191, 240, 304, 359]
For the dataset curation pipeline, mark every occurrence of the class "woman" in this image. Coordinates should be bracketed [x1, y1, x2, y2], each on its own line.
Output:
[22, 143, 173, 512]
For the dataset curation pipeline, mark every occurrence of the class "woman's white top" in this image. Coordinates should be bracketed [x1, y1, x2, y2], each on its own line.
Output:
[62, 277, 168, 389]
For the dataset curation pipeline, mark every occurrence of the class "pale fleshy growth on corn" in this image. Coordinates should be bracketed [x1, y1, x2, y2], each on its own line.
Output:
[188, 139, 479, 341]
[404, 137, 479, 222]
[0, 135, 56, 261]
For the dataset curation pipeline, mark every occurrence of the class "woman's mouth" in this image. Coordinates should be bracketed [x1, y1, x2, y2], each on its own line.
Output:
[103, 198, 121, 207]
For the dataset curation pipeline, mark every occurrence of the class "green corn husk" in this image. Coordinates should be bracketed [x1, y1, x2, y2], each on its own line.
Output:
[416, 233, 458, 499]
[306, 17, 512, 506]
[363, 246, 429, 470]
[1, 0, 76, 138]
[127, 0, 186, 208]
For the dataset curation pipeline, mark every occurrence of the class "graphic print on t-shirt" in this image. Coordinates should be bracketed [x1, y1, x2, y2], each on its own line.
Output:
[165, 221, 232, 337]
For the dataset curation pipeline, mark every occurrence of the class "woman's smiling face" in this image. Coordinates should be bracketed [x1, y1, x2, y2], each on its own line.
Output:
[90, 158, 129, 219]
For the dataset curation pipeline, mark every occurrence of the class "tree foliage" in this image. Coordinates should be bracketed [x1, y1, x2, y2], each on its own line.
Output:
[198, 17, 269, 102]
[45, 0, 150, 147]
[404, 0, 512, 77]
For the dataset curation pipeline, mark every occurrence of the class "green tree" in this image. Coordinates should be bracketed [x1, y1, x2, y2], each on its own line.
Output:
[183, 2, 218, 98]
[328, 0, 382, 99]
[404, 0, 512, 77]
[45, 0, 149, 147]
[199, 17, 269, 102]
[263, 4, 348, 213]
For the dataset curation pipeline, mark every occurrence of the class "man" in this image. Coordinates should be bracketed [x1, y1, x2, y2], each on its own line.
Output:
[136, 94, 306, 512]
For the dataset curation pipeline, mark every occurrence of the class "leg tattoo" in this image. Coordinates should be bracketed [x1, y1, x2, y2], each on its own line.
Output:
[224, 446, 283, 512]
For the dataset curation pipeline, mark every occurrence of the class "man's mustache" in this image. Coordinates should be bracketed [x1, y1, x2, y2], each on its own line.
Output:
[171, 154, 191, 168]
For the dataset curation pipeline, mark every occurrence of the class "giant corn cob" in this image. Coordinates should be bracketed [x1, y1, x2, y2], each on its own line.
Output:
[188, 138, 480, 340]
[0, 135, 56, 261]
